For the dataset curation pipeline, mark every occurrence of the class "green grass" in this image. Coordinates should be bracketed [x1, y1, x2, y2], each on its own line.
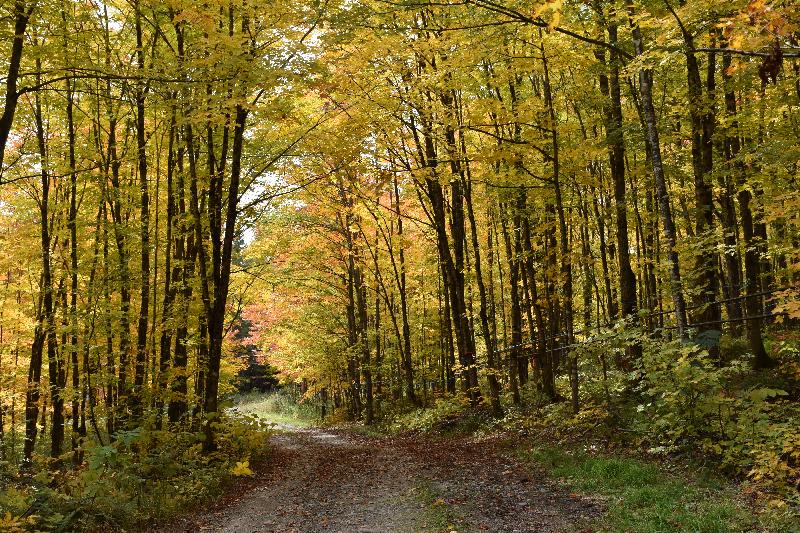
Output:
[230, 390, 317, 428]
[522, 447, 797, 533]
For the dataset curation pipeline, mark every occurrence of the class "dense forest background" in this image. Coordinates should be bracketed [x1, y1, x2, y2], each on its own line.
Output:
[0, 0, 798, 528]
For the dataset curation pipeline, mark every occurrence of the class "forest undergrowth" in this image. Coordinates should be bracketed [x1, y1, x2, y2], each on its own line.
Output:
[0, 414, 271, 532]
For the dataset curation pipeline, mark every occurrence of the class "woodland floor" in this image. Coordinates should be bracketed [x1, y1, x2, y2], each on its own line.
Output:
[159, 427, 601, 533]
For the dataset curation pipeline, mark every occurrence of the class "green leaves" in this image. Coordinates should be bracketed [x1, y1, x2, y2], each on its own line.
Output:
[747, 388, 788, 403]
[638, 338, 799, 498]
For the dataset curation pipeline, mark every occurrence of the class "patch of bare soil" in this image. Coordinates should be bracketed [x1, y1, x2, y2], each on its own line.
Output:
[159, 428, 600, 532]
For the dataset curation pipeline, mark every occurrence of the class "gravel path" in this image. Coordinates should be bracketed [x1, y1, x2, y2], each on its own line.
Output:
[163, 427, 600, 532]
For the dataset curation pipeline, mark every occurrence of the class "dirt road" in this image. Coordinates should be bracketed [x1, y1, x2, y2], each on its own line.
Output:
[164, 427, 600, 532]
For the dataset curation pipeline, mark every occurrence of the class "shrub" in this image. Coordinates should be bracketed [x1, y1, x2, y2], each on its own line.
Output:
[0, 413, 271, 531]
[638, 338, 800, 500]
[389, 396, 494, 434]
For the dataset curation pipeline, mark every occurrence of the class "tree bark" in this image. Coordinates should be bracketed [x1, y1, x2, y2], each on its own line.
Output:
[392, 176, 420, 406]
[0, 1, 33, 176]
[720, 53, 775, 368]
[33, 72, 65, 459]
[596, 19, 642, 366]
[627, 0, 689, 338]
[500, 203, 522, 405]
[133, 0, 150, 420]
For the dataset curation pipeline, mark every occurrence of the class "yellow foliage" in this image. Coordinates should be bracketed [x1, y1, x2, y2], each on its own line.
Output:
[0, 512, 33, 532]
[232, 460, 255, 477]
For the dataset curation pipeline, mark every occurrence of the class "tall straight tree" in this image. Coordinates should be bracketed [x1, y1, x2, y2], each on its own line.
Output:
[626, 0, 688, 337]
[0, 1, 34, 176]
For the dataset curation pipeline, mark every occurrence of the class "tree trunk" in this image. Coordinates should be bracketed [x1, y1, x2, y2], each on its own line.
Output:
[392, 176, 420, 406]
[0, 1, 33, 175]
[720, 59, 775, 368]
[354, 251, 374, 424]
[203, 104, 248, 451]
[157, 108, 177, 428]
[33, 75, 65, 459]
[500, 203, 522, 405]
[541, 38, 577, 412]
[627, 0, 689, 338]
[673, 14, 722, 349]
[596, 20, 641, 366]
[521, 216, 555, 399]
[133, 0, 150, 421]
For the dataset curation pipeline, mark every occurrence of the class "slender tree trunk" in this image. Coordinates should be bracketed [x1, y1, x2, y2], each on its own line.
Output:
[340, 191, 363, 419]
[168, 20, 192, 425]
[424, 165, 480, 403]
[541, 38, 577, 412]
[133, 0, 150, 421]
[719, 53, 743, 336]
[592, 190, 615, 322]
[0, 1, 33, 175]
[392, 176, 420, 406]
[66, 75, 81, 457]
[24, 284, 45, 465]
[100, 205, 116, 435]
[500, 209, 521, 404]
[60, 3, 82, 453]
[720, 54, 775, 368]
[513, 196, 530, 386]
[578, 190, 594, 333]
[100, 4, 132, 419]
[596, 20, 641, 366]
[202, 102, 248, 452]
[671, 11, 722, 348]
[354, 249, 374, 424]
[32, 74, 65, 459]
[627, 0, 689, 338]
[441, 270, 456, 394]
[442, 86, 504, 414]
[464, 170, 503, 416]
[373, 233, 383, 409]
[521, 216, 555, 399]
[157, 108, 177, 427]
[345, 250, 363, 418]
[168, 139, 193, 424]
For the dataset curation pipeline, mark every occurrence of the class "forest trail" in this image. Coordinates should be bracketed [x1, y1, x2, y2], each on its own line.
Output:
[164, 427, 600, 533]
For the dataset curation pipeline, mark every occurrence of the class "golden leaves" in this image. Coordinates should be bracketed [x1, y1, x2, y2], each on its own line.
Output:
[232, 459, 256, 476]
[533, 0, 563, 32]
[742, 0, 797, 37]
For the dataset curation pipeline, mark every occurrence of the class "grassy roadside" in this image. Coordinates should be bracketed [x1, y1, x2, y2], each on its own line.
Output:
[347, 398, 796, 532]
[230, 391, 317, 428]
[519, 445, 798, 533]
[350, 392, 798, 532]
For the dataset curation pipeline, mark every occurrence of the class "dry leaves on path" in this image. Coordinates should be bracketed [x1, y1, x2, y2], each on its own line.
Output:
[158, 428, 600, 533]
